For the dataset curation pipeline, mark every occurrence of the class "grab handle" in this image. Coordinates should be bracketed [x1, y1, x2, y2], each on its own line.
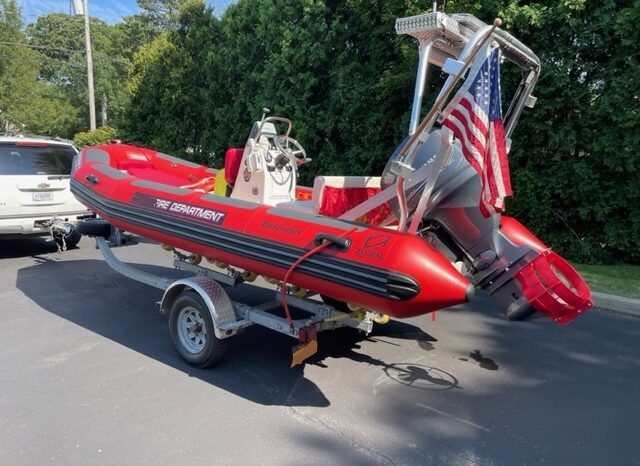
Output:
[314, 233, 351, 251]
[86, 174, 100, 184]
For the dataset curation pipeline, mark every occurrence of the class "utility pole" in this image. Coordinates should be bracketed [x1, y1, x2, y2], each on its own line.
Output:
[72, 0, 96, 131]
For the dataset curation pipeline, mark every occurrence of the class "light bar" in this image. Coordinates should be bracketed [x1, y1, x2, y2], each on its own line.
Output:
[395, 12, 477, 44]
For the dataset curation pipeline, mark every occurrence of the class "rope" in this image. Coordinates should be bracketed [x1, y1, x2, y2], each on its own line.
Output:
[280, 228, 356, 332]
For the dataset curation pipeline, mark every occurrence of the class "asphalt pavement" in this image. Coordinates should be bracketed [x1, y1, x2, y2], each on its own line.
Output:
[0, 236, 638, 465]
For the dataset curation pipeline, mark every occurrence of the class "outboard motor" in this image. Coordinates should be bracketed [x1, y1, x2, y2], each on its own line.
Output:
[381, 12, 593, 324]
[382, 129, 592, 323]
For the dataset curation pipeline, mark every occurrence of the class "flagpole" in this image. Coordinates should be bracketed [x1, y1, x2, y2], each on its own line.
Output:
[399, 18, 502, 163]
[394, 18, 502, 232]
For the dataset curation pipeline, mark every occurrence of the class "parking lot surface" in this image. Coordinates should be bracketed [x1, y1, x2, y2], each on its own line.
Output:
[1, 236, 638, 465]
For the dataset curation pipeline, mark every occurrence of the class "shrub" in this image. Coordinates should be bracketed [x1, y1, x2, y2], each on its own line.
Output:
[73, 126, 119, 148]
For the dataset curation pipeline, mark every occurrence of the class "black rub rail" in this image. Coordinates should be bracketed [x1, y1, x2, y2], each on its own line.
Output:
[71, 180, 420, 301]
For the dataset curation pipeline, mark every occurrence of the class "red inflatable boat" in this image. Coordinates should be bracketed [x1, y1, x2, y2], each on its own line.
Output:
[70, 142, 474, 319]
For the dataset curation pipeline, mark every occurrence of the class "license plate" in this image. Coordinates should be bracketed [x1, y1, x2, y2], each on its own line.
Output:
[32, 191, 54, 202]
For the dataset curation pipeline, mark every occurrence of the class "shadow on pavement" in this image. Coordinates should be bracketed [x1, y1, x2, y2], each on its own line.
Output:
[290, 299, 640, 465]
[13, 252, 640, 464]
[15, 257, 439, 407]
[0, 236, 63, 259]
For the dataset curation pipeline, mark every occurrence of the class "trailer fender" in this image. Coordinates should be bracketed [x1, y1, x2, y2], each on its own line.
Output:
[161, 276, 239, 339]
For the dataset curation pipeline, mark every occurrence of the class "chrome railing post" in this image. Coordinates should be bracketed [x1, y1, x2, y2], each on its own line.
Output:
[408, 44, 432, 136]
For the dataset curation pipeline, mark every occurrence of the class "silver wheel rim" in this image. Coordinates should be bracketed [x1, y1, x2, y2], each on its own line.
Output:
[177, 306, 207, 354]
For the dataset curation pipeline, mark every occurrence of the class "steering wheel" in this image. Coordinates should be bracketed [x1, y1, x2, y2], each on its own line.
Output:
[273, 135, 308, 166]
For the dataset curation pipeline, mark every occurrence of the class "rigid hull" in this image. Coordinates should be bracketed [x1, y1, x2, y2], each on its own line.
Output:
[71, 145, 473, 318]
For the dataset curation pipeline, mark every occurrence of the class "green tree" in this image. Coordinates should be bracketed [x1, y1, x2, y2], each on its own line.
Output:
[112, 0, 185, 61]
[74, 125, 118, 148]
[124, 0, 220, 161]
[0, 1, 76, 136]
[26, 13, 129, 133]
[121, 0, 640, 263]
[467, 1, 640, 262]
[112, 14, 160, 60]
[137, 0, 183, 29]
[206, 0, 425, 174]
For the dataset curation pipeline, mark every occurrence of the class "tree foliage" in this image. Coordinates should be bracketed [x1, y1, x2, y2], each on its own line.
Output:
[471, 0, 640, 263]
[25, 13, 130, 134]
[73, 125, 118, 148]
[123, 0, 219, 162]
[121, 0, 640, 263]
[0, 0, 76, 136]
[4, 0, 639, 263]
[137, 0, 183, 29]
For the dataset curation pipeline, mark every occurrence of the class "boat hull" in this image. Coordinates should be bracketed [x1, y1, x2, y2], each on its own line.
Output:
[71, 144, 473, 318]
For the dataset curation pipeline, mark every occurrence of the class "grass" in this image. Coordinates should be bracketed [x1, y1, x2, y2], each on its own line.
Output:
[571, 263, 640, 299]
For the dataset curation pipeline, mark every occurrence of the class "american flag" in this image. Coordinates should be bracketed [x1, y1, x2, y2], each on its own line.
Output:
[442, 44, 512, 217]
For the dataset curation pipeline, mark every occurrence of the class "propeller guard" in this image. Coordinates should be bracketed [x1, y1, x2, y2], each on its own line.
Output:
[515, 249, 593, 325]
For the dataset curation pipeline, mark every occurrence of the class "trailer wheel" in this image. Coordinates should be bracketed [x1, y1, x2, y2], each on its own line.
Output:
[169, 290, 227, 368]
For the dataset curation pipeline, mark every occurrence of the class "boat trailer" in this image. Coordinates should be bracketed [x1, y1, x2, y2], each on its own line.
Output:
[95, 235, 386, 367]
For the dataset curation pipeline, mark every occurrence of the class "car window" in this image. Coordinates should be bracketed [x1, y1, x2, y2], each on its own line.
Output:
[0, 144, 76, 175]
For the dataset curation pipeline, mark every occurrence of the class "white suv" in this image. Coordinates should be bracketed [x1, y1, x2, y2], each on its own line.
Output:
[0, 135, 94, 248]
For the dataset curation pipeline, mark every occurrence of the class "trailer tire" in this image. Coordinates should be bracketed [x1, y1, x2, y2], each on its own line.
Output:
[169, 290, 227, 368]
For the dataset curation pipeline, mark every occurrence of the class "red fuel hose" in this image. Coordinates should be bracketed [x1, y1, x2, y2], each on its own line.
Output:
[280, 227, 357, 332]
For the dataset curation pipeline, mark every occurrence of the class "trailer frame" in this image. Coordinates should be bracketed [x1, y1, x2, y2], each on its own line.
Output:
[95, 236, 382, 367]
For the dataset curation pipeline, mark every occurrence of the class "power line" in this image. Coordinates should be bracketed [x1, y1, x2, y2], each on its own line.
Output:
[0, 55, 88, 68]
[0, 41, 129, 64]
[0, 40, 83, 54]
[0, 51, 127, 69]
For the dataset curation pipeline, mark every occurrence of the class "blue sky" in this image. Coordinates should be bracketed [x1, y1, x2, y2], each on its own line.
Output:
[20, 0, 233, 24]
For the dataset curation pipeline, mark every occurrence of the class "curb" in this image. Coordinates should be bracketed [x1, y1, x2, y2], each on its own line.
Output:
[592, 292, 640, 318]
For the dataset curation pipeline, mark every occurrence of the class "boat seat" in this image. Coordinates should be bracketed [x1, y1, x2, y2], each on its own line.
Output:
[224, 148, 244, 185]
[116, 159, 152, 171]
[181, 176, 216, 193]
[313, 176, 390, 224]
[276, 176, 390, 224]
[117, 159, 191, 187]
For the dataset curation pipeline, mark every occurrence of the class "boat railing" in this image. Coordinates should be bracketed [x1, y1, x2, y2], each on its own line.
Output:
[336, 12, 541, 233]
